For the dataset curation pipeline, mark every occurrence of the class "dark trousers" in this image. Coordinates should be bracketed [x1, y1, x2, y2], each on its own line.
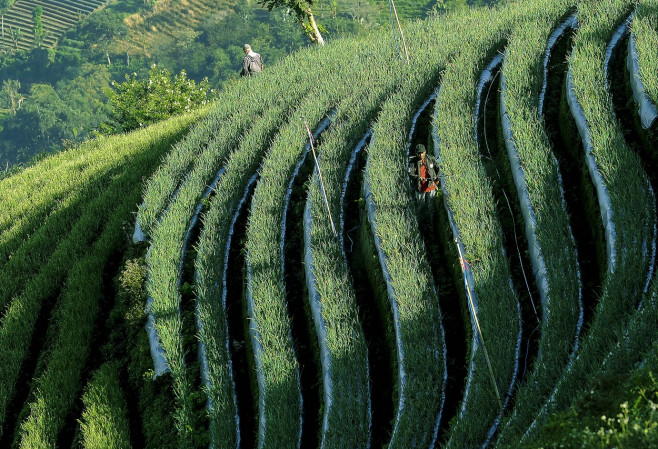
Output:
[416, 190, 438, 237]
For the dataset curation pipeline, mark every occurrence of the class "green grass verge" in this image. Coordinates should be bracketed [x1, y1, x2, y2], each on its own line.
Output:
[0, 109, 205, 312]
[0, 106, 208, 259]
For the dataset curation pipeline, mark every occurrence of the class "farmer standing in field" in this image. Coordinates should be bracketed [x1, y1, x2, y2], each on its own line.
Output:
[409, 143, 440, 198]
[241, 44, 264, 77]
[409, 143, 440, 231]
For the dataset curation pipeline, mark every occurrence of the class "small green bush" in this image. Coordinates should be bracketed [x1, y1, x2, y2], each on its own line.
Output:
[103, 64, 213, 133]
[520, 358, 658, 449]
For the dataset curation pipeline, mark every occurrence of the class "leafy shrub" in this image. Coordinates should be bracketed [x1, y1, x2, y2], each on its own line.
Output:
[103, 64, 213, 133]
[519, 357, 658, 449]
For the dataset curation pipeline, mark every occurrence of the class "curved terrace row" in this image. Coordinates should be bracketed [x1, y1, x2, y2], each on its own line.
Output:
[1, 0, 657, 447]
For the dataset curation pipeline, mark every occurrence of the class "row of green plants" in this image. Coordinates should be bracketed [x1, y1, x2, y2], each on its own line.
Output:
[493, 4, 583, 446]
[521, 0, 657, 441]
[135, 48, 320, 238]
[430, 4, 530, 447]
[143, 41, 356, 447]
[15, 172, 145, 449]
[631, 0, 658, 106]
[0, 107, 206, 312]
[77, 363, 132, 449]
[0, 112, 200, 440]
[295, 35, 423, 447]
[303, 118, 374, 449]
[237, 36, 416, 445]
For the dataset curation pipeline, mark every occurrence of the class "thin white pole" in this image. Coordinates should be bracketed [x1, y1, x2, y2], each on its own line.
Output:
[389, 0, 410, 64]
[456, 239, 503, 409]
[304, 119, 337, 239]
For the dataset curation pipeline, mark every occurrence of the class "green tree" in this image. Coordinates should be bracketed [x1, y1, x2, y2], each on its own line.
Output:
[102, 64, 213, 133]
[5, 83, 65, 152]
[8, 25, 21, 50]
[0, 0, 15, 14]
[76, 10, 129, 65]
[259, 0, 326, 44]
[1, 79, 24, 114]
[56, 63, 112, 141]
[32, 6, 44, 48]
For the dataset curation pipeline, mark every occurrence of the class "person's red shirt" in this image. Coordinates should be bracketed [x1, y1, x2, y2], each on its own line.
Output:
[419, 160, 436, 193]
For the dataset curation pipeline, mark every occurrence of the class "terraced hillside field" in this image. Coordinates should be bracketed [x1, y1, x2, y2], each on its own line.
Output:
[0, 0, 109, 51]
[1, 0, 657, 448]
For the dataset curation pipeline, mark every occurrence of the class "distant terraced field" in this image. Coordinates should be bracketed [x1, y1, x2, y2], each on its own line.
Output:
[0, 0, 108, 51]
[1, 0, 657, 448]
[119, 0, 232, 49]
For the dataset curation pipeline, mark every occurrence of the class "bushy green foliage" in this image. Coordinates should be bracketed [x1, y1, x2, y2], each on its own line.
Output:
[0, 0, 15, 14]
[521, 350, 658, 449]
[0, 79, 24, 115]
[32, 6, 44, 48]
[116, 255, 178, 449]
[103, 64, 213, 133]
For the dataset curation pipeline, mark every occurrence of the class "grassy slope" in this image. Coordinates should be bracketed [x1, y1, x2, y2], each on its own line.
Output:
[0, 108, 207, 444]
[3, 0, 656, 444]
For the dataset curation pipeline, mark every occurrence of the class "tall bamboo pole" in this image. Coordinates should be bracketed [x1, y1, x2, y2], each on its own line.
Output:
[389, 0, 410, 64]
[456, 239, 503, 409]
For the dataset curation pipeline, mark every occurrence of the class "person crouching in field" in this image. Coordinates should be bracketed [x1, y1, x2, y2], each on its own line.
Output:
[409, 143, 440, 233]
[241, 44, 264, 77]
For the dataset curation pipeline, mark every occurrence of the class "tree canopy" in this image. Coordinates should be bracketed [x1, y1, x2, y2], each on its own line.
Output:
[102, 64, 213, 133]
[259, 0, 326, 44]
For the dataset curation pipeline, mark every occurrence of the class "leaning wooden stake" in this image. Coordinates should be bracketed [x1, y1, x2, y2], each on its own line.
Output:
[389, 0, 410, 64]
[304, 119, 337, 239]
[456, 239, 503, 409]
